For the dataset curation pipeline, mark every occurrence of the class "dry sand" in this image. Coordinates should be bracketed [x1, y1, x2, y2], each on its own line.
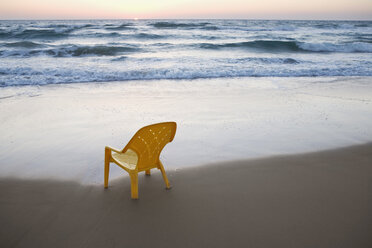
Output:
[1, 143, 371, 248]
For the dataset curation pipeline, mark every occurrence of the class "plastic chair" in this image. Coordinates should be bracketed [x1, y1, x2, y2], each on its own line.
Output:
[104, 122, 177, 199]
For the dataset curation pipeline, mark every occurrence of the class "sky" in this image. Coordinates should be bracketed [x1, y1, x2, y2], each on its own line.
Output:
[0, 0, 371, 20]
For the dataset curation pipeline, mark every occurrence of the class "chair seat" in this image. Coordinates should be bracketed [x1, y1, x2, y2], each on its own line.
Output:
[111, 149, 138, 171]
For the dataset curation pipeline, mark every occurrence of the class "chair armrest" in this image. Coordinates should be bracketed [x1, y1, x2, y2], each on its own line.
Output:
[105, 146, 122, 153]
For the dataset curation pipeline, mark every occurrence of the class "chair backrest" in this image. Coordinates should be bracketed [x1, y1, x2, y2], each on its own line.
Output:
[124, 122, 177, 171]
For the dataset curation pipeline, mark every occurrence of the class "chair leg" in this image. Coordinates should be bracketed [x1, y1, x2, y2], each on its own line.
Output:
[104, 148, 111, 188]
[130, 173, 139, 199]
[159, 161, 171, 189]
[145, 169, 151, 176]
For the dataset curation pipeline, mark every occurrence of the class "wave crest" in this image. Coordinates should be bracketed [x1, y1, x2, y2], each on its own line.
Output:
[0, 29, 70, 39]
[198, 40, 372, 53]
[152, 21, 218, 30]
[199, 40, 302, 52]
[0, 44, 139, 57]
[104, 23, 133, 30]
[298, 42, 372, 53]
[1, 41, 44, 48]
[51, 45, 139, 57]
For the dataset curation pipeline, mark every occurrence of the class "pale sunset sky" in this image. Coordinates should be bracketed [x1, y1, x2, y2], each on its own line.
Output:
[0, 0, 371, 20]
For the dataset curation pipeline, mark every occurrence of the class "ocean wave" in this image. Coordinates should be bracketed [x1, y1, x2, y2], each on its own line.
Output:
[54, 45, 139, 56]
[152, 21, 218, 30]
[355, 23, 371, 28]
[314, 22, 371, 30]
[1, 64, 371, 87]
[314, 23, 344, 29]
[0, 30, 12, 39]
[233, 57, 299, 64]
[355, 37, 372, 44]
[53, 45, 140, 57]
[67, 31, 123, 38]
[199, 40, 303, 52]
[0, 44, 140, 57]
[111, 56, 128, 61]
[198, 40, 372, 53]
[94, 32, 122, 38]
[298, 42, 372, 53]
[1, 41, 45, 48]
[134, 33, 165, 39]
[202, 26, 219, 30]
[69, 31, 164, 39]
[0, 28, 71, 39]
[42, 23, 96, 30]
[105, 23, 134, 30]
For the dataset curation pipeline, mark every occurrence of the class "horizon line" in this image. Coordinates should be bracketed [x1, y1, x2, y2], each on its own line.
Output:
[0, 17, 371, 21]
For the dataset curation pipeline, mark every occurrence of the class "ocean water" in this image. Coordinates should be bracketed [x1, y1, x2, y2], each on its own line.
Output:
[0, 19, 371, 86]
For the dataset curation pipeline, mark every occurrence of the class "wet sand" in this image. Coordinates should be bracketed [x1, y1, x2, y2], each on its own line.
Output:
[1, 77, 372, 183]
[1, 143, 371, 248]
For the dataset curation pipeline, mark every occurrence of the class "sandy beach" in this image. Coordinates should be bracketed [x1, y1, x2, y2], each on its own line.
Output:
[1, 142, 371, 248]
[0, 77, 372, 247]
[1, 77, 372, 183]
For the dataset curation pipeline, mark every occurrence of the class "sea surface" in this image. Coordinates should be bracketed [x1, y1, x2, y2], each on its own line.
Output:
[0, 19, 371, 86]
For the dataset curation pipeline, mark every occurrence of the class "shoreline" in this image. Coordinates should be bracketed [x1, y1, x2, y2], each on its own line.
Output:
[0, 75, 370, 89]
[0, 76, 371, 183]
[1, 142, 371, 247]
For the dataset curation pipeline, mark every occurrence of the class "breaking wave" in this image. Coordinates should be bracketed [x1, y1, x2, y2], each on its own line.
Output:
[198, 40, 372, 53]
[0, 44, 139, 57]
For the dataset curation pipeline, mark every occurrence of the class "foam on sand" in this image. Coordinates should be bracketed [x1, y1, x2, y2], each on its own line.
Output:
[0, 77, 371, 183]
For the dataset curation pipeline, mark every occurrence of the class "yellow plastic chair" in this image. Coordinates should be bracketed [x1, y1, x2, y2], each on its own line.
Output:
[104, 122, 177, 199]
